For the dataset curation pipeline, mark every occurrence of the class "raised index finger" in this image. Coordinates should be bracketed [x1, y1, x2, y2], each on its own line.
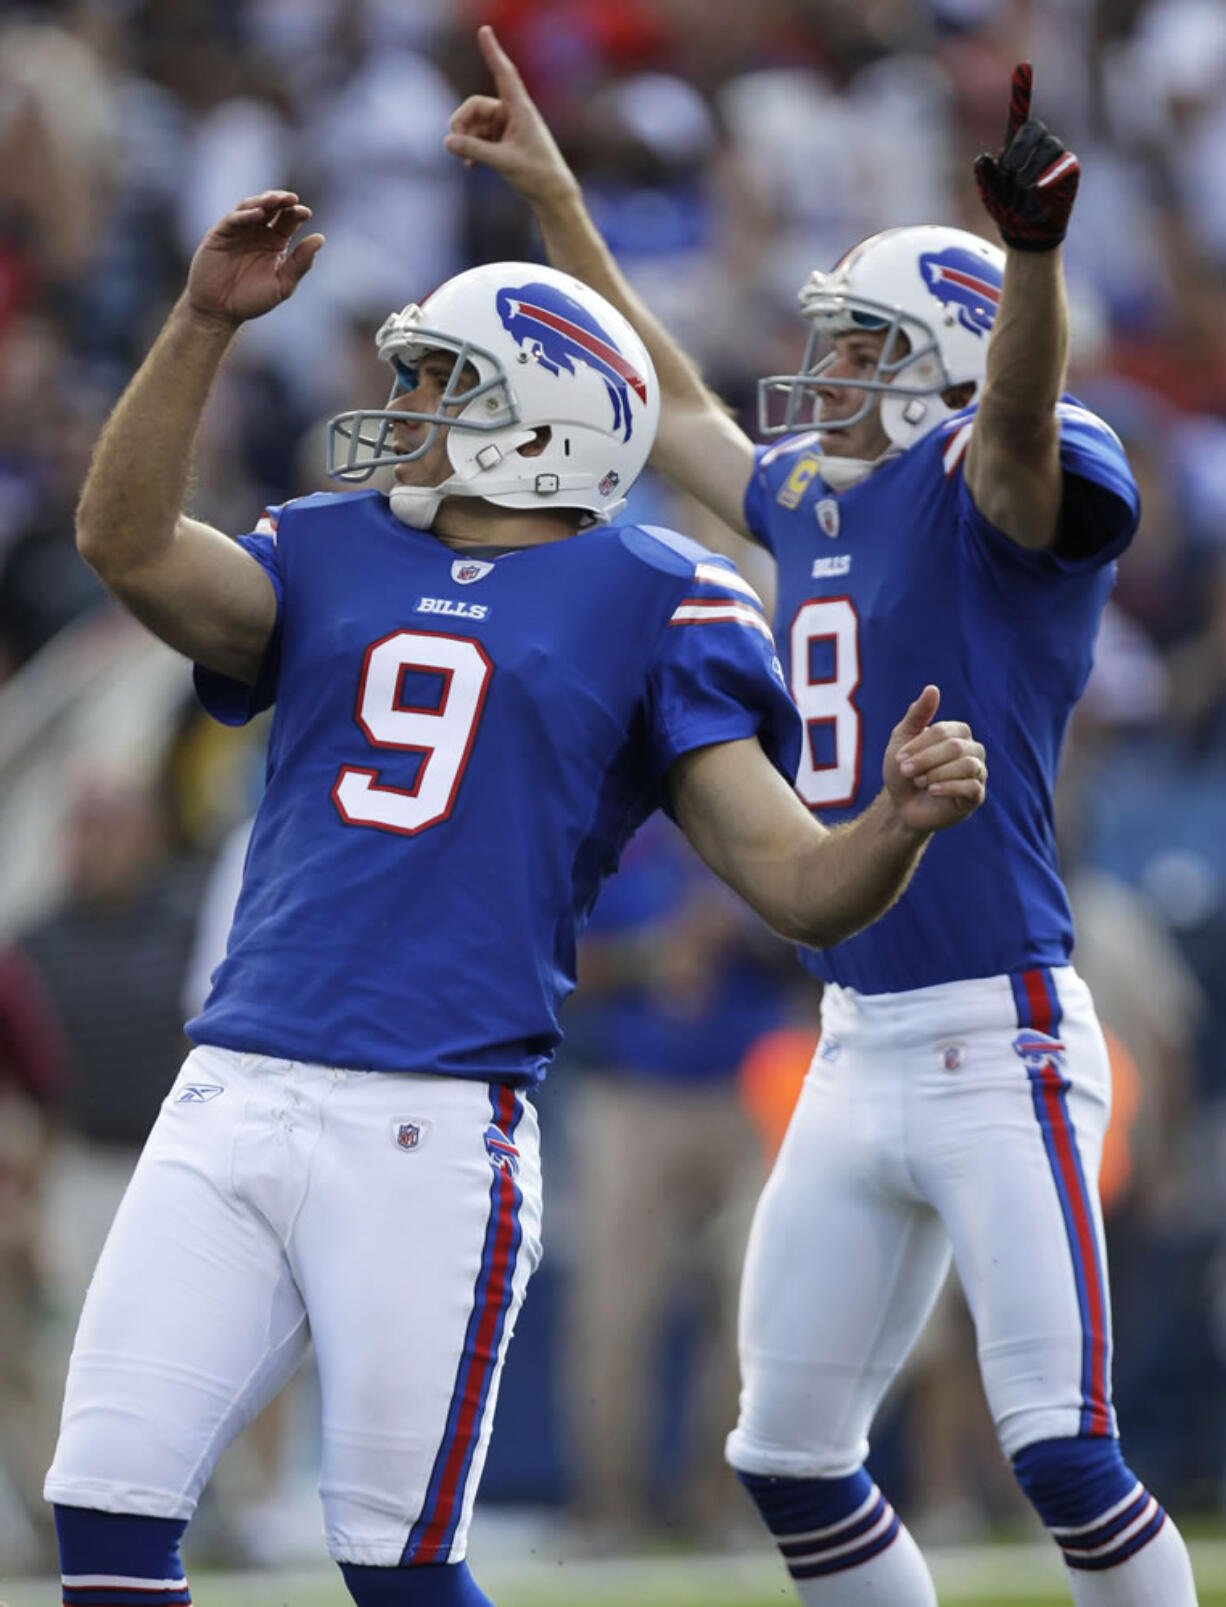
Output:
[478, 23, 529, 103]
[1006, 62, 1033, 144]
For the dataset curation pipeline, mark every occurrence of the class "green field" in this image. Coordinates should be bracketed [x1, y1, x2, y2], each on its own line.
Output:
[5, 1543, 1226, 1606]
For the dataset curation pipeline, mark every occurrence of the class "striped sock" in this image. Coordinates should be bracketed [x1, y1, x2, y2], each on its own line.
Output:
[1062, 1506, 1200, 1606]
[1012, 1436, 1198, 1605]
[1052, 1478, 1167, 1572]
[54, 1506, 191, 1606]
[737, 1469, 937, 1604]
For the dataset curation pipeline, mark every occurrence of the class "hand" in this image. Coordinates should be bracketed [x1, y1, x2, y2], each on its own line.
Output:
[185, 190, 325, 329]
[883, 686, 987, 833]
[973, 64, 1080, 251]
[445, 26, 580, 209]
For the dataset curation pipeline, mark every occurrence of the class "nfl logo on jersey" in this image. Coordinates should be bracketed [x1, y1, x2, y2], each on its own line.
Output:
[815, 498, 840, 539]
[393, 1120, 424, 1152]
[451, 558, 494, 585]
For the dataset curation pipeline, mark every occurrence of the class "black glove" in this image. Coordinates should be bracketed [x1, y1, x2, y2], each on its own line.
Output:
[974, 63, 1080, 252]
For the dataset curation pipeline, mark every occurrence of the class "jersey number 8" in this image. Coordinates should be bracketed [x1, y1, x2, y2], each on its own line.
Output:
[790, 598, 861, 809]
[333, 630, 493, 835]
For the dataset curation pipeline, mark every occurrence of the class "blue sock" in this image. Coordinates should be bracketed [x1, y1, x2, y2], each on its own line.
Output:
[341, 1560, 493, 1605]
[1012, 1437, 1167, 1571]
[54, 1505, 191, 1605]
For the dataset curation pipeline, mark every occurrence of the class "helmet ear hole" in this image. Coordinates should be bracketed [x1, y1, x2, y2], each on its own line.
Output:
[941, 381, 976, 409]
[520, 426, 552, 459]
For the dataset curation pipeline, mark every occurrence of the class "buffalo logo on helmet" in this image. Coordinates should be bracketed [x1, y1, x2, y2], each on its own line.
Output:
[918, 248, 1002, 339]
[483, 1122, 520, 1176]
[496, 283, 647, 444]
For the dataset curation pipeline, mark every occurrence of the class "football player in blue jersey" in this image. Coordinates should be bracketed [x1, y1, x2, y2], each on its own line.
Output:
[44, 187, 986, 1607]
[450, 28, 1200, 1607]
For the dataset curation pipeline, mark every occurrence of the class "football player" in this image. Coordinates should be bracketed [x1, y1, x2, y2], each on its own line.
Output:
[448, 28, 1200, 1607]
[43, 191, 984, 1607]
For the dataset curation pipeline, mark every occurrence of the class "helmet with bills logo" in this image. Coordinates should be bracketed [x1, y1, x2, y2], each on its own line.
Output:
[327, 261, 659, 530]
[758, 225, 1005, 458]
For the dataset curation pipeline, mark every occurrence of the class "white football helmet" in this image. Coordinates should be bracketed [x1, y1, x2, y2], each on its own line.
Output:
[327, 261, 659, 529]
[758, 225, 1006, 472]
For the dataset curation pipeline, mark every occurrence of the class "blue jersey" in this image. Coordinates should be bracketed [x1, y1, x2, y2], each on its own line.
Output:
[745, 401, 1139, 993]
[187, 490, 799, 1084]
[570, 813, 795, 1084]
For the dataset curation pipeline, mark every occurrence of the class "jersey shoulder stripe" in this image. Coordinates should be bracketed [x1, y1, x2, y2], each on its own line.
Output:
[668, 598, 775, 642]
[692, 559, 765, 609]
[943, 421, 974, 478]
[253, 506, 284, 540]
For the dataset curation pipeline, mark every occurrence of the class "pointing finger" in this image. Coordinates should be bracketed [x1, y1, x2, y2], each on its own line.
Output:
[478, 23, 528, 103]
[1007, 62, 1033, 144]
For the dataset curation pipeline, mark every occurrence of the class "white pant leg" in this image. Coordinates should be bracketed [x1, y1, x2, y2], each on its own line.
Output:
[293, 1074, 543, 1567]
[45, 1047, 311, 1517]
[907, 969, 1116, 1456]
[727, 1008, 952, 1479]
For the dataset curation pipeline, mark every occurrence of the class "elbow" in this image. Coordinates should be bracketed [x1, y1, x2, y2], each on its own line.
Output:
[75, 513, 105, 575]
[75, 487, 113, 575]
[769, 903, 861, 952]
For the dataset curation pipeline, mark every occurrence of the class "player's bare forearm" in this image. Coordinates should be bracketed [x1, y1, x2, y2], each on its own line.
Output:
[671, 743, 929, 948]
[536, 198, 756, 527]
[77, 298, 236, 581]
[75, 301, 277, 681]
[671, 690, 986, 946]
[964, 249, 1067, 548]
[966, 64, 1076, 550]
[77, 191, 322, 677]
[786, 792, 933, 947]
[447, 25, 756, 535]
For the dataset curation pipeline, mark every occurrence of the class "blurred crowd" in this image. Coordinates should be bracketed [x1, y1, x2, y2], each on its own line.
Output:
[2, 0, 1226, 1576]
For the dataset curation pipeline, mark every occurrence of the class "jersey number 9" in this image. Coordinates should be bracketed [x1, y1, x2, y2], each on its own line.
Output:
[333, 630, 493, 835]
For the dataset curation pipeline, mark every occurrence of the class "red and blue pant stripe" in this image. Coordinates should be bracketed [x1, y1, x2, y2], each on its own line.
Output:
[1011, 967, 1113, 1438]
[401, 1084, 525, 1565]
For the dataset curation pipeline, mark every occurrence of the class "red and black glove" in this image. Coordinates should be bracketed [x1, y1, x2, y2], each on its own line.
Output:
[974, 63, 1080, 252]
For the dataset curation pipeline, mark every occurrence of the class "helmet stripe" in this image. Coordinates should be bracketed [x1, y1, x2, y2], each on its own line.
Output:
[930, 264, 1001, 304]
[507, 302, 648, 402]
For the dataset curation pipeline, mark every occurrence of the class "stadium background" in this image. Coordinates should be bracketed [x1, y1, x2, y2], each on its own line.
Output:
[1, 0, 1225, 1600]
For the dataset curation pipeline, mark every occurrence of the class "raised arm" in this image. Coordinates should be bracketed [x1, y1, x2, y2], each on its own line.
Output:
[76, 190, 325, 681]
[446, 26, 756, 537]
[669, 687, 986, 948]
[964, 64, 1081, 551]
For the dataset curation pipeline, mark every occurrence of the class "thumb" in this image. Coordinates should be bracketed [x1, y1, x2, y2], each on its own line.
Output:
[285, 232, 325, 286]
[444, 130, 510, 170]
[899, 684, 940, 737]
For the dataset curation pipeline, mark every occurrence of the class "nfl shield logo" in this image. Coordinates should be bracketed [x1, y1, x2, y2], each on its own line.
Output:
[815, 498, 840, 539]
[393, 1120, 423, 1152]
[451, 558, 494, 585]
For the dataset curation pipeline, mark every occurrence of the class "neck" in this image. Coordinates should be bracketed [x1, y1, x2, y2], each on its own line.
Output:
[431, 495, 584, 550]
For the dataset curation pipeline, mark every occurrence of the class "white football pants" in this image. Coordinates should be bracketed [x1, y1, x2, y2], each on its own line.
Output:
[45, 1046, 543, 1567]
[728, 967, 1116, 1476]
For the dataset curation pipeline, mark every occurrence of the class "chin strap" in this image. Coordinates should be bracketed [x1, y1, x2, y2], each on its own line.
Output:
[388, 482, 444, 530]
[816, 451, 895, 492]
